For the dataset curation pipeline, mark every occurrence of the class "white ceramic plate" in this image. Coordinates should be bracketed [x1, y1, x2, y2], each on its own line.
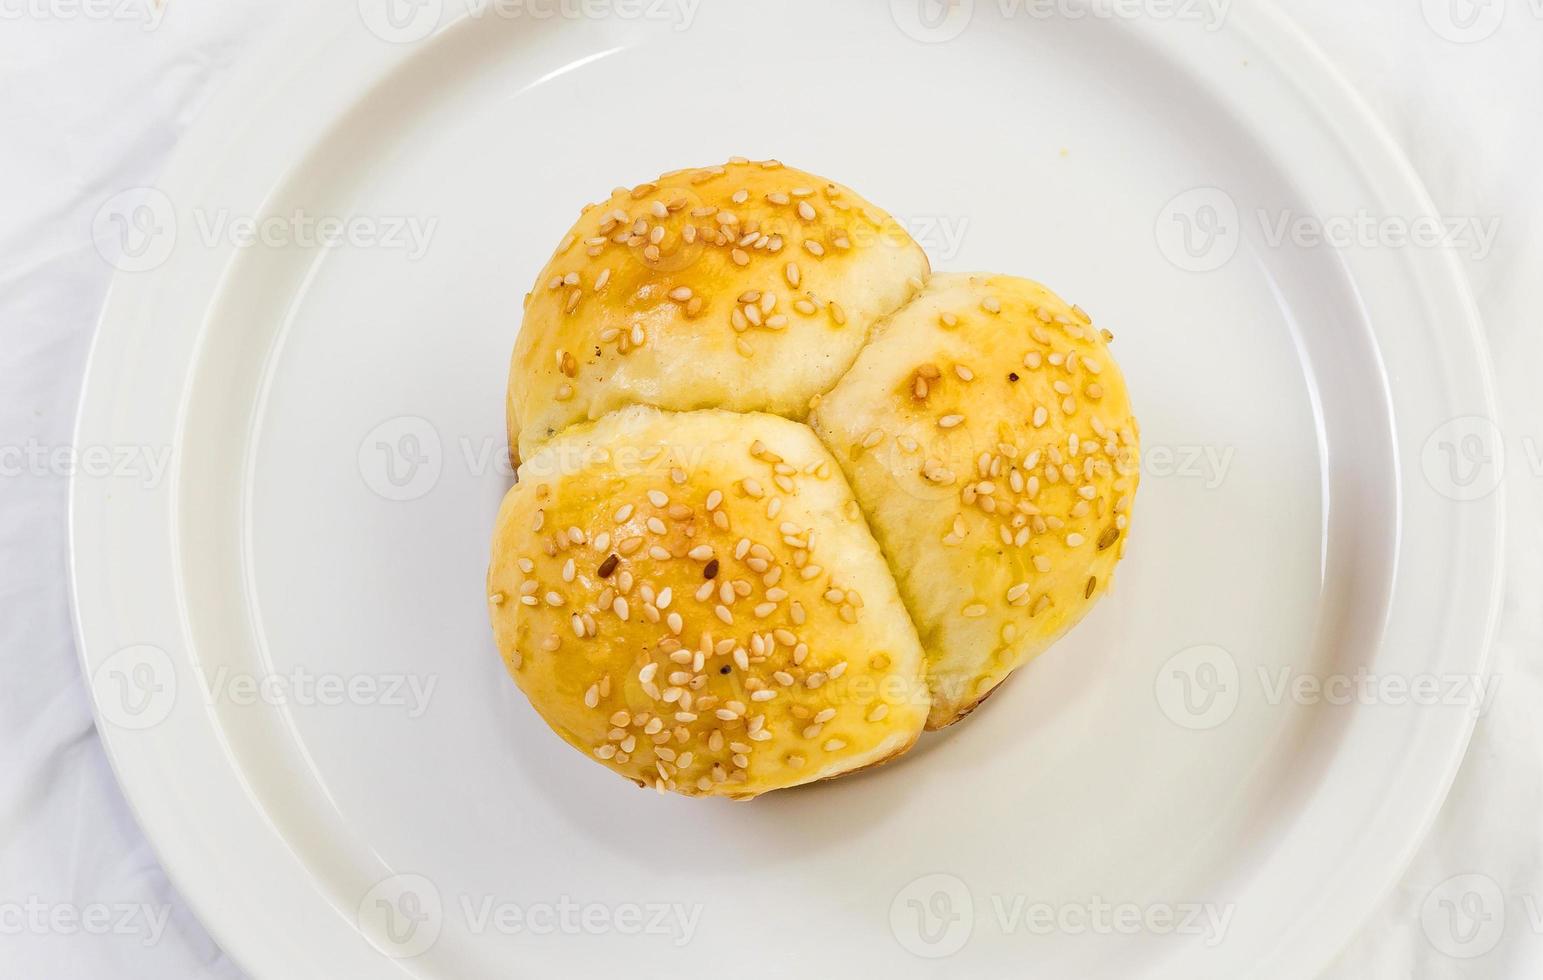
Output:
[73, 2, 1503, 977]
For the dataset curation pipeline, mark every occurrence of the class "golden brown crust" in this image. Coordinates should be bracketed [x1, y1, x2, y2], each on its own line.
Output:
[815, 731, 923, 783]
[923, 674, 1008, 732]
[508, 158, 930, 460]
[488, 408, 931, 799]
[810, 273, 1140, 729]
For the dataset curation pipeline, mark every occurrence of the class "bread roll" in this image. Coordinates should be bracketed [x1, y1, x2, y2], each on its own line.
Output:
[490, 161, 1141, 796]
[507, 158, 930, 462]
[810, 273, 1140, 728]
[488, 407, 931, 799]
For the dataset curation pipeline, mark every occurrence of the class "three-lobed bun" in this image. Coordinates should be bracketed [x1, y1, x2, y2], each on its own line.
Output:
[490, 159, 1140, 798]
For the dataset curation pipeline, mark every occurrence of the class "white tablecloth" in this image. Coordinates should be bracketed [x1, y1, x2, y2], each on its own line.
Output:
[3, 3, 1538, 976]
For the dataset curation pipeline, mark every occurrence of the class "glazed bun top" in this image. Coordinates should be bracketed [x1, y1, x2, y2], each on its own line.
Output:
[488, 408, 931, 799]
[811, 273, 1140, 728]
[508, 157, 931, 462]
